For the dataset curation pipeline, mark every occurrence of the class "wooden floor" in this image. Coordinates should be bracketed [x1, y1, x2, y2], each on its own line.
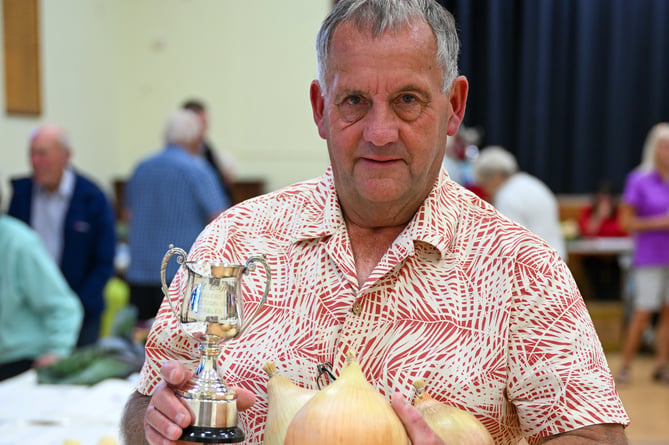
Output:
[605, 352, 669, 444]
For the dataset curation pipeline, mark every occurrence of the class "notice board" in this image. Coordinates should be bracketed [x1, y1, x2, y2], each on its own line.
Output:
[3, 0, 41, 115]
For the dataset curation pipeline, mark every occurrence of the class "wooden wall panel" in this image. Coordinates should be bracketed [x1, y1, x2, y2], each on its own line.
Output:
[3, 0, 41, 115]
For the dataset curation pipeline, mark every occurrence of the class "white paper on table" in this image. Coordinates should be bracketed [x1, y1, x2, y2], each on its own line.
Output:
[0, 370, 138, 445]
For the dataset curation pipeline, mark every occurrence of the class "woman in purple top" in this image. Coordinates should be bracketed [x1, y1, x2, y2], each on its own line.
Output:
[618, 122, 669, 384]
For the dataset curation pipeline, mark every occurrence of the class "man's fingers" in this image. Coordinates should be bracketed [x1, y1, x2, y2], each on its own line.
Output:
[160, 360, 194, 386]
[150, 382, 193, 428]
[143, 379, 194, 444]
[144, 398, 185, 444]
[232, 386, 256, 411]
[391, 392, 444, 445]
[391, 392, 424, 428]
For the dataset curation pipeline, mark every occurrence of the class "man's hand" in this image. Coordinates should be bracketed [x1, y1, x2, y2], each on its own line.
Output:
[391, 392, 445, 445]
[144, 361, 193, 444]
[143, 360, 256, 445]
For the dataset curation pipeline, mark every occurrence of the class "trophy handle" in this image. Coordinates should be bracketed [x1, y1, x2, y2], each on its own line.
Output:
[238, 254, 271, 337]
[160, 244, 188, 321]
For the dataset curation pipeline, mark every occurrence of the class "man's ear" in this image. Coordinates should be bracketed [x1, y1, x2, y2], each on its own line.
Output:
[446, 76, 469, 136]
[310, 80, 327, 140]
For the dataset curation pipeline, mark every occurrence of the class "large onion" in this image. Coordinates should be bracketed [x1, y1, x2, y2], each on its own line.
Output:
[284, 351, 409, 445]
[262, 361, 317, 445]
[412, 379, 494, 445]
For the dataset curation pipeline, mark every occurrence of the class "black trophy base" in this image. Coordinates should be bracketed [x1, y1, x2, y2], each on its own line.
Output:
[179, 425, 245, 443]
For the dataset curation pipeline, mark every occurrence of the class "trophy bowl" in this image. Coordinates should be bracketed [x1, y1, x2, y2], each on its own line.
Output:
[161, 245, 271, 443]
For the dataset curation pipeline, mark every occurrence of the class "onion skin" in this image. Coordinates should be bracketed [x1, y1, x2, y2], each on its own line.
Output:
[412, 379, 494, 445]
[284, 351, 409, 445]
[262, 361, 318, 445]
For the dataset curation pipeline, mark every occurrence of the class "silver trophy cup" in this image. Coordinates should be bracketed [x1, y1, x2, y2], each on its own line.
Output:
[160, 245, 271, 443]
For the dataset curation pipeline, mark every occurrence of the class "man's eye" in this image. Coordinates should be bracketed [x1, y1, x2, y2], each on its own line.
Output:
[338, 96, 368, 122]
[394, 94, 423, 121]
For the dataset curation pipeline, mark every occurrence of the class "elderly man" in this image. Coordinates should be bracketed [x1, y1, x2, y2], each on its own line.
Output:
[121, 1, 628, 444]
[123, 109, 230, 325]
[473, 145, 566, 260]
[8, 124, 116, 347]
[181, 98, 236, 203]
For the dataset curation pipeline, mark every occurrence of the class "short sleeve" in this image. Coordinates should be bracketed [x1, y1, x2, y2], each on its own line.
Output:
[506, 258, 629, 442]
[622, 171, 642, 208]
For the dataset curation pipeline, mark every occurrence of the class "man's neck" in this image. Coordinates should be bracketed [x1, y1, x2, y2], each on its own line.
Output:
[39, 169, 68, 195]
[345, 218, 406, 286]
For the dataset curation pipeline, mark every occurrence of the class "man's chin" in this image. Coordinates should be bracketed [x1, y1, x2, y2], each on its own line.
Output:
[357, 189, 405, 206]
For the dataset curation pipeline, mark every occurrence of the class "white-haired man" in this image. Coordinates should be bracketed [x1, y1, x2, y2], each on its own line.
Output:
[474, 145, 566, 260]
[122, 1, 627, 444]
[8, 124, 116, 347]
[124, 110, 230, 324]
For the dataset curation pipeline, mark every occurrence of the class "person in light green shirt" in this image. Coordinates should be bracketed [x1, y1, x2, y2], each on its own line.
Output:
[0, 210, 83, 380]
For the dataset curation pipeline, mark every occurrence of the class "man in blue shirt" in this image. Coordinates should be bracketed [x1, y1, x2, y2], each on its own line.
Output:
[124, 109, 230, 323]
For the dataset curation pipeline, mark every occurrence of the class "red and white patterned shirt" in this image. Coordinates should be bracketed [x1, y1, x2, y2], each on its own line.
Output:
[137, 167, 628, 445]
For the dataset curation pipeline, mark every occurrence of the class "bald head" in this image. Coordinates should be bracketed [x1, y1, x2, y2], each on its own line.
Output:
[29, 124, 71, 192]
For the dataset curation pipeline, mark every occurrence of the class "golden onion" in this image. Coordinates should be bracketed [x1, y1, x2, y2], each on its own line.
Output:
[262, 361, 317, 445]
[284, 351, 409, 445]
[96, 436, 118, 445]
[412, 379, 494, 445]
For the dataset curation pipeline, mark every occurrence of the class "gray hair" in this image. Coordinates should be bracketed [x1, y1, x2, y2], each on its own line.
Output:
[163, 110, 202, 146]
[473, 146, 519, 182]
[316, 0, 460, 95]
[30, 124, 72, 152]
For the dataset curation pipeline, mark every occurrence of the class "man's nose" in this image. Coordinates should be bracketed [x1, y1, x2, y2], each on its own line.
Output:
[362, 103, 399, 147]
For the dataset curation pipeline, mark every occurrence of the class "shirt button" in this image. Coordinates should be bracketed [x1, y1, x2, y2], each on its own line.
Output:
[351, 301, 362, 315]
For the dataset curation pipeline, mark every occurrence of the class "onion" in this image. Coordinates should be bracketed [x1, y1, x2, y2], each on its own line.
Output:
[412, 379, 494, 445]
[262, 361, 318, 445]
[284, 351, 409, 445]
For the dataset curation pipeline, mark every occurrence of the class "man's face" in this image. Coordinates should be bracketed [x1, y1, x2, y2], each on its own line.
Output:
[310, 20, 467, 226]
[30, 130, 69, 192]
[194, 109, 209, 135]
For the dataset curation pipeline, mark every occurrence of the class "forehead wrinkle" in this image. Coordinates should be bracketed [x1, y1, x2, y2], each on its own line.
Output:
[333, 25, 437, 70]
[327, 20, 437, 83]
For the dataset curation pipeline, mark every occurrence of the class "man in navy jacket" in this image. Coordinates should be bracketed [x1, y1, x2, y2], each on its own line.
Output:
[8, 124, 116, 346]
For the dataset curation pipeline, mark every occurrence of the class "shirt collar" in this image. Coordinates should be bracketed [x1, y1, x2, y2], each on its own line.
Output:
[291, 166, 459, 259]
[290, 167, 345, 241]
[404, 167, 460, 259]
[35, 167, 75, 199]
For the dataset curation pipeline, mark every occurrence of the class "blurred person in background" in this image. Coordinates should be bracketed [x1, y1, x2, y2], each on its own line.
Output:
[182, 98, 236, 204]
[442, 125, 480, 186]
[7, 124, 116, 347]
[0, 187, 83, 381]
[123, 110, 230, 326]
[578, 181, 626, 239]
[473, 145, 566, 260]
[617, 122, 669, 384]
[442, 125, 487, 200]
[577, 180, 628, 300]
